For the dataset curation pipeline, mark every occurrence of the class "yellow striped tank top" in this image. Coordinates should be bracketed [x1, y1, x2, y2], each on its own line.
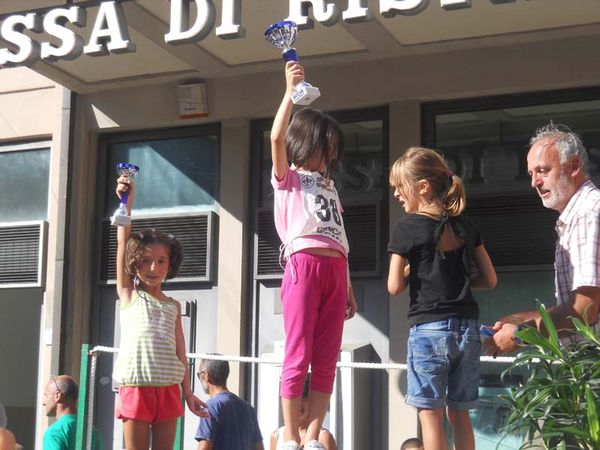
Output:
[113, 291, 186, 386]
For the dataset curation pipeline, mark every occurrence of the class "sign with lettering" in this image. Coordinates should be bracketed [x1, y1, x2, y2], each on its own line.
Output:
[0, 0, 507, 67]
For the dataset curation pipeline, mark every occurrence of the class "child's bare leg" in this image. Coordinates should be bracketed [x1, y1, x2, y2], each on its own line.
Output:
[123, 419, 150, 450]
[418, 408, 449, 450]
[304, 390, 330, 444]
[282, 397, 302, 444]
[447, 408, 474, 450]
[150, 418, 178, 450]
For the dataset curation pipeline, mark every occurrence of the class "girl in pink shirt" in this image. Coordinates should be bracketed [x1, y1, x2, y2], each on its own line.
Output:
[270, 61, 358, 450]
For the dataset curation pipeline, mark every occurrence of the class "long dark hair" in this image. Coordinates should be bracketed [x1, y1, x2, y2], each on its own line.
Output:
[285, 108, 344, 176]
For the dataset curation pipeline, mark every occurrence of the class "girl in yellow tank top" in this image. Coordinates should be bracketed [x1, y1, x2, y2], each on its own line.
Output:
[113, 176, 208, 450]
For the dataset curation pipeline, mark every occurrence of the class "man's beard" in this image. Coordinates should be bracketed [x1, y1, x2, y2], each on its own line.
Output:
[540, 171, 571, 211]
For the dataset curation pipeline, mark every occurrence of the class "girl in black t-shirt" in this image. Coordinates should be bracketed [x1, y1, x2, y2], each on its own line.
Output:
[387, 147, 497, 450]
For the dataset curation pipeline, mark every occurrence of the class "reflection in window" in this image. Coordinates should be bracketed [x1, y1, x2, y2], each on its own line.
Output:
[433, 99, 600, 196]
[335, 121, 385, 202]
[0, 146, 50, 222]
[425, 94, 600, 266]
[104, 134, 219, 216]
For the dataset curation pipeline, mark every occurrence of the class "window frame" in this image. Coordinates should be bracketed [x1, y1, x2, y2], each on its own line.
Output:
[95, 124, 222, 286]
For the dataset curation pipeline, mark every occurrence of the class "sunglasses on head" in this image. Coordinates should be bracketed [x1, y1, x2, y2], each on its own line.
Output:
[50, 375, 62, 395]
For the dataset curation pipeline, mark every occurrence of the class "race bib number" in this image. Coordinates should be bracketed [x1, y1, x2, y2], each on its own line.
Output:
[299, 173, 348, 250]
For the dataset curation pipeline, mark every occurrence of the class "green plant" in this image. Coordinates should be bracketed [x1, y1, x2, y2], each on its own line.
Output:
[500, 301, 600, 450]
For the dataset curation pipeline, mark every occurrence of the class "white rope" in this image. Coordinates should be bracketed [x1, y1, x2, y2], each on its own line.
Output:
[90, 346, 119, 354]
[87, 352, 98, 450]
[89, 346, 515, 369]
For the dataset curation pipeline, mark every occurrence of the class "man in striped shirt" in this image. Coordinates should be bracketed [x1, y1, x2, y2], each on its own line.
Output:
[486, 123, 600, 354]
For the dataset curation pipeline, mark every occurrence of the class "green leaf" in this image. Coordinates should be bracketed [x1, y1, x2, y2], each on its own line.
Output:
[503, 301, 600, 450]
[536, 301, 562, 354]
[572, 317, 600, 344]
[586, 385, 600, 443]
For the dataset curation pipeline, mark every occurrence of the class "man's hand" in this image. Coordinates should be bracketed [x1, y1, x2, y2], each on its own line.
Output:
[186, 393, 209, 418]
[483, 322, 519, 355]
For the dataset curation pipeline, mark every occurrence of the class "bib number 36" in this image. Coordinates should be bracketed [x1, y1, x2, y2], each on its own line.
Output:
[315, 194, 342, 226]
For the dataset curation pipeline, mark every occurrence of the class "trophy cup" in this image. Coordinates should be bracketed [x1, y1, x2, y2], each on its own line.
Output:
[110, 162, 139, 227]
[265, 20, 321, 105]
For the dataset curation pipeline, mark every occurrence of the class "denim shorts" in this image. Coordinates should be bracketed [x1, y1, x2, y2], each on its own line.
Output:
[406, 318, 481, 410]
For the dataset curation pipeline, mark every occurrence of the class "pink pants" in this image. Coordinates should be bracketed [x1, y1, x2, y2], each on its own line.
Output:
[280, 251, 347, 399]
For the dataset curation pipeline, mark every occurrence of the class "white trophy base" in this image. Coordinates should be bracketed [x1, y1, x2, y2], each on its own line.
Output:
[111, 206, 132, 226]
[292, 82, 321, 105]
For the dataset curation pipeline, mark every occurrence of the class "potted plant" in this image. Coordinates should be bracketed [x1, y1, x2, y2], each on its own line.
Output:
[500, 302, 600, 450]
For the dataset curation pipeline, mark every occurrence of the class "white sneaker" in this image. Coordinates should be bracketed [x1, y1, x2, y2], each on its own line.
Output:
[304, 441, 326, 450]
[277, 441, 302, 450]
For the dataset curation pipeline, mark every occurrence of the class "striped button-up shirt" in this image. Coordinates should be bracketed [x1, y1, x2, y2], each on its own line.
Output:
[554, 180, 600, 310]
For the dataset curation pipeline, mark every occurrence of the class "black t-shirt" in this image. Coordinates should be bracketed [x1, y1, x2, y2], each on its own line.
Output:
[388, 213, 482, 327]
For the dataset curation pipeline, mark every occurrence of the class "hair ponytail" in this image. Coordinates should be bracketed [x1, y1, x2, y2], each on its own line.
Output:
[443, 174, 466, 217]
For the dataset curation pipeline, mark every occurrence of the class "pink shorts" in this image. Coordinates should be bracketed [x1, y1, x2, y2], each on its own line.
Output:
[115, 384, 183, 424]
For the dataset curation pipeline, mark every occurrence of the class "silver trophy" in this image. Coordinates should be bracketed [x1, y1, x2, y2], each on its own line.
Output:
[110, 162, 139, 227]
[265, 20, 321, 105]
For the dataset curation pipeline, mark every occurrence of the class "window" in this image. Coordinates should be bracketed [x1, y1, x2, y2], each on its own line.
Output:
[423, 89, 600, 266]
[98, 126, 220, 283]
[102, 127, 220, 217]
[0, 142, 50, 223]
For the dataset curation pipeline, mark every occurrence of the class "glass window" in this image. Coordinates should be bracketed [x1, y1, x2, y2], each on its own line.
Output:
[0, 143, 50, 222]
[424, 91, 600, 267]
[259, 115, 387, 208]
[103, 130, 220, 216]
[432, 100, 600, 196]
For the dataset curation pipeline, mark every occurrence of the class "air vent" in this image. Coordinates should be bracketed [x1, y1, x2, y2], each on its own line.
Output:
[0, 221, 47, 287]
[466, 194, 557, 266]
[255, 204, 381, 279]
[255, 210, 283, 278]
[99, 213, 216, 283]
[344, 204, 381, 275]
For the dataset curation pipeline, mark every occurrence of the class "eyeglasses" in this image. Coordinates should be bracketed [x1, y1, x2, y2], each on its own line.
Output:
[196, 370, 207, 379]
[50, 375, 62, 395]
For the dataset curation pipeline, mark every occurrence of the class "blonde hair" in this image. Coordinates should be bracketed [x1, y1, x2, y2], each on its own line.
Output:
[389, 147, 466, 216]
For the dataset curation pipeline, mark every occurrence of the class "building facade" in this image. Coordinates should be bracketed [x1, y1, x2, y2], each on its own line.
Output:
[1, 1, 600, 449]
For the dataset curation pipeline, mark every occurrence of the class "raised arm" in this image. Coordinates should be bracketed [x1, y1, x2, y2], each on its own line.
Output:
[270, 61, 304, 181]
[116, 177, 135, 303]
